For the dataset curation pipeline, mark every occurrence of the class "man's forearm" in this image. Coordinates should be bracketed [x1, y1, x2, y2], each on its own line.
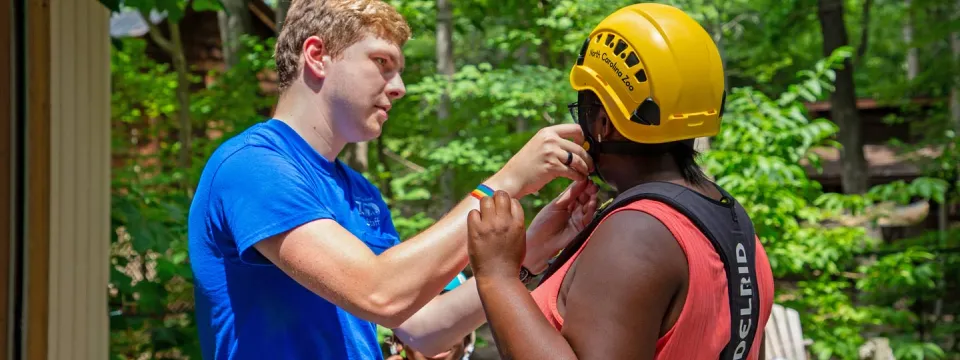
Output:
[366, 175, 519, 325]
[388, 223, 555, 354]
[368, 197, 484, 324]
[259, 174, 547, 328]
[391, 277, 486, 356]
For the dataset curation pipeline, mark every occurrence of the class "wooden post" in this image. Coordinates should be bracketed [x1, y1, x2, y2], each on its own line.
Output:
[25, 0, 52, 359]
[19, 0, 111, 358]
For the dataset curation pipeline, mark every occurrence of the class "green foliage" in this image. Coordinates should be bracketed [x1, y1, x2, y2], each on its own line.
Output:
[107, 0, 960, 359]
[97, 0, 223, 22]
[109, 35, 275, 359]
[704, 48, 954, 360]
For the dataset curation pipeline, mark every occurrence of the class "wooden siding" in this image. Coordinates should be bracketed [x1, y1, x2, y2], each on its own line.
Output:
[38, 0, 110, 358]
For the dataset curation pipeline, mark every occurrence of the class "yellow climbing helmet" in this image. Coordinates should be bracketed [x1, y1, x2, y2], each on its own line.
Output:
[570, 3, 725, 144]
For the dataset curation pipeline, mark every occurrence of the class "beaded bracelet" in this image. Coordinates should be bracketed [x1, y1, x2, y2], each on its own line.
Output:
[470, 184, 495, 200]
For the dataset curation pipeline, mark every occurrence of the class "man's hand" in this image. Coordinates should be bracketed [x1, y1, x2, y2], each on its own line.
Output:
[523, 180, 600, 273]
[488, 124, 594, 198]
[467, 191, 527, 280]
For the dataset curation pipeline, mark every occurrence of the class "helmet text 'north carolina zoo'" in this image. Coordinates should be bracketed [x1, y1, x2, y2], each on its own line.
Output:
[589, 49, 635, 92]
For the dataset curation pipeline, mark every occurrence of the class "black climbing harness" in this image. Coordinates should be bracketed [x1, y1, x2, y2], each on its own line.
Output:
[537, 181, 762, 360]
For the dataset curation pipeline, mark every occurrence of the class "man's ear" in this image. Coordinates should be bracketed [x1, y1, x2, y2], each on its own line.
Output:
[302, 36, 328, 79]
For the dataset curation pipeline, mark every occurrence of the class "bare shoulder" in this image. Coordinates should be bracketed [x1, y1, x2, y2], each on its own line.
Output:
[580, 208, 686, 275]
[558, 208, 688, 358]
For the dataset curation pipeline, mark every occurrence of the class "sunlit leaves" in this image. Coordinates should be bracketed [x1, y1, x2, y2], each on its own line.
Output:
[103, 0, 960, 358]
[704, 49, 951, 359]
[109, 33, 275, 358]
[97, 0, 224, 22]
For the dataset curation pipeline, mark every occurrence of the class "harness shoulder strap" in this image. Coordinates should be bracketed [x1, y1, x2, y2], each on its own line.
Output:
[537, 181, 762, 360]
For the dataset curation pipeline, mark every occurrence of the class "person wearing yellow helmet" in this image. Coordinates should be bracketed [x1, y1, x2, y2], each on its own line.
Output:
[464, 4, 776, 360]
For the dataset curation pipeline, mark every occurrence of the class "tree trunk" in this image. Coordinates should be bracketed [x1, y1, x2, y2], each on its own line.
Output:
[942, 0, 960, 243]
[938, 0, 960, 324]
[696, 2, 725, 155]
[817, 0, 868, 194]
[218, 0, 252, 69]
[951, 0, 960, 134]
[713, 3, 728, 92]
[343, 142, 370, 173]
[437, 0, 455, 212]
[537, 0, 553, 68]
[275, 0, 291, 32]
[903, 0, 919, 82]
[169, 22, 193, 193]
[140, 10, 193, 193]
[375, 136, 393, 200]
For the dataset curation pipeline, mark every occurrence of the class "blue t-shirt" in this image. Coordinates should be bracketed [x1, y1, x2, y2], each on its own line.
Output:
[188, 119, 400, 360]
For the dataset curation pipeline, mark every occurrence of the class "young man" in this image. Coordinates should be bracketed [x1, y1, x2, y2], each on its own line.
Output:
[187, 0, 598, 359]
[465, 4, 775, 360]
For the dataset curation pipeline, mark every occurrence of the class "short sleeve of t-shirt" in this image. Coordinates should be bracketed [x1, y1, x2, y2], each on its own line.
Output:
[212, 146, 335, 265]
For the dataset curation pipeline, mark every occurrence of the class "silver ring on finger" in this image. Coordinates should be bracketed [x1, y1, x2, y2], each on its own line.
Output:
[564, 150, 573, 166]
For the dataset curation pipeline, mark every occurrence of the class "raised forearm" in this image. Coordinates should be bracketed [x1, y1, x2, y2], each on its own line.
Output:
[476, 275, 579, 360]
[366, 176, 521, 325]
[392, 278, 486, 356]
[365, 198, 486, 325]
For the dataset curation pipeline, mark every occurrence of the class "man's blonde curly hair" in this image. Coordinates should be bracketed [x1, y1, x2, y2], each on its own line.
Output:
[274, 0, 412, 92]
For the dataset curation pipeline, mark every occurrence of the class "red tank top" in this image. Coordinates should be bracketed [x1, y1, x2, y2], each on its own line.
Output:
[531, 199, 775, 359]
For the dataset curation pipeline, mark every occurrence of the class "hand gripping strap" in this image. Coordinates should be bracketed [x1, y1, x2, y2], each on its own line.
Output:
[537, 181, 761, 360]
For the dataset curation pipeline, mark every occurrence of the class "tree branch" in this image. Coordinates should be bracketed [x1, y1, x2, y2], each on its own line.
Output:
[722, 12, 755, 33]
[542, 111, 555, 124]
[109, 307, 192, 320]
[139, 10, 174, 54]
[383, 149, 427, 173]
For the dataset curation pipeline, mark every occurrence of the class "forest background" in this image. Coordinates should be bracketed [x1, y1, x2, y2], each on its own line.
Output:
[100, 0, 960, 359]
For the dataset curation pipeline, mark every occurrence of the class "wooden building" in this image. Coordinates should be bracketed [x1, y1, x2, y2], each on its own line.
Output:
[110, 0, 280, 92]
[802, 98, 958, 240]
[4, 0, 112, 358]
[803, 98, 944, 190]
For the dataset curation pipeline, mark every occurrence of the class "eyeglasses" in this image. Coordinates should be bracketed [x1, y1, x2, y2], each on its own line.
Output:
[567, 100, 603, 123]
[567, 102, 580, 123]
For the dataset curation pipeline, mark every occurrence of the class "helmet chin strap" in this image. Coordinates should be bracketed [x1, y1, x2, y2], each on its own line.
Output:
[582, 133, 696, 185]
[577, 122, 605, 182]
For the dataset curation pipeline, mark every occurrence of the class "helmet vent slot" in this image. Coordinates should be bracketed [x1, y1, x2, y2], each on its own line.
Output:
[634, 69, 647, 82]
[625, 52, 640, 68]
[576, 37, 590, 65]
[613, 39, 628, 56]
[605, 34, 615, 46]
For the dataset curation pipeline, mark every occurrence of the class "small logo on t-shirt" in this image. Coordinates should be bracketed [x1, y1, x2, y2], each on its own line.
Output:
[355, 199, 381, 228]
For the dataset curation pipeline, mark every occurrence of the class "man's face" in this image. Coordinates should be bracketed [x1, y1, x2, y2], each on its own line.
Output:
[320, 33, 407, 142]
